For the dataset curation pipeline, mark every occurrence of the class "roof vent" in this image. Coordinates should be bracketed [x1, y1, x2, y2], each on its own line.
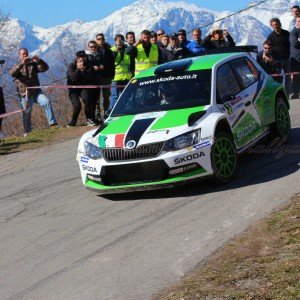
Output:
[154, 59, 193, 75]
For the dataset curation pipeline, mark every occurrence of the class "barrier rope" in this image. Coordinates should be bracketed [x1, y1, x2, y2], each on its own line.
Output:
[0, 71, 298, 120]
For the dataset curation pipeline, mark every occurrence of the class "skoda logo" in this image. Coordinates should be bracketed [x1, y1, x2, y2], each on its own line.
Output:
[125, 140, 136, 149]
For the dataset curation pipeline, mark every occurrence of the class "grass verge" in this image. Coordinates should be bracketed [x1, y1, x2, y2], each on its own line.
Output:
[0, 125, 92, 155]
[153, 195, 300, 300]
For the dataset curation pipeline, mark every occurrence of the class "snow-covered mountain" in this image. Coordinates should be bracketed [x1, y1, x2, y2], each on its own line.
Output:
[0, 0, 298, 73]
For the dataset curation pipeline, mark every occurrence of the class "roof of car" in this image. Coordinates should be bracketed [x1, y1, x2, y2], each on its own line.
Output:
[135, 52, 243, 79]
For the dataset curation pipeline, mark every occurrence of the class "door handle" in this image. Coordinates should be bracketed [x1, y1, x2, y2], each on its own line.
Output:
[245, 101, 251, 107]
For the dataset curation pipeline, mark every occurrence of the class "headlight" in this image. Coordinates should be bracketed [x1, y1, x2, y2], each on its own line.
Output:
[84, 141, 102, 159]
[165, 130, 200, 151]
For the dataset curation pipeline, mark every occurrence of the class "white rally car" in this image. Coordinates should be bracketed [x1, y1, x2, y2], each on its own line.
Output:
[76, 50, 290, 193]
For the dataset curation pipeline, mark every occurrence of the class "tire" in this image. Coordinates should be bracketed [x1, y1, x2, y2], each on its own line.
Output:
[271, 97, 291, 140]
[211, 132, 237, 183]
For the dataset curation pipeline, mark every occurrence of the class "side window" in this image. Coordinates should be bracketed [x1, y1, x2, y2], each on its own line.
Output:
[217, 63, 241, 104]
[230, 58, 259, 88]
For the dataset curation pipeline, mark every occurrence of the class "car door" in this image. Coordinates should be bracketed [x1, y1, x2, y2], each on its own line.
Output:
[216, 58, 263, 148]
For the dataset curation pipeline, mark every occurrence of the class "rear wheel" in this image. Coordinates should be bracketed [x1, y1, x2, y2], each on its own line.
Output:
[271, 97, 291, 140]
[211, 132, 237, 183]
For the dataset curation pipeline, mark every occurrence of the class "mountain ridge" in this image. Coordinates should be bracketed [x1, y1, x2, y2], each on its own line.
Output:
[0, 0, 297, 69]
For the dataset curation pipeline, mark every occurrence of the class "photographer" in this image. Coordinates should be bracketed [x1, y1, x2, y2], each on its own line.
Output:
[202, 28, 235, 49]
[67, 51, 97, 126]
[9, 48, 57, 136]
[257, 41, 282, 82]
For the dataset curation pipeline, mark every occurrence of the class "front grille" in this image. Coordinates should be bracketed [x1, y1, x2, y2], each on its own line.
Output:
[100, 160, 169, 185]
[102, 142, 164, 162]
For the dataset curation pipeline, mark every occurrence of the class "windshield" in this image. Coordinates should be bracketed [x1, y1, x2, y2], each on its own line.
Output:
[111, 70, 211, 116]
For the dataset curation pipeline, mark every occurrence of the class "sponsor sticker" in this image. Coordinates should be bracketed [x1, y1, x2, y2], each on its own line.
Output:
[193, 141, 211, 150]
[174, 151, 205, 165]
[82, 165, 98, 173]
[80, 156, 89, 163]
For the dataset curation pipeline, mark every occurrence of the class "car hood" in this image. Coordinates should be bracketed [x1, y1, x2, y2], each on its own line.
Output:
[97, 106, 207, 148]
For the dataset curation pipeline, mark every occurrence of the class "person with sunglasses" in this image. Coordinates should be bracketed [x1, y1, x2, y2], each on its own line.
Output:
[85, 40, 104, 123]
[95, 33, 115, 119]
[156, 28, 165, 48]
[257, 41, 282, 82]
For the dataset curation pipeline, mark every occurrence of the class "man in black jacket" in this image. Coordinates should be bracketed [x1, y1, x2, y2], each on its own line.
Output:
[95, 33, 115, 116]
[289, 16, 300, 99]
[164, 33, 190, 62]
[67, 51, 97, 126]
[267, 18, 290, 94]
[257, 41, 282, 82]
[0, 86, 5, 142]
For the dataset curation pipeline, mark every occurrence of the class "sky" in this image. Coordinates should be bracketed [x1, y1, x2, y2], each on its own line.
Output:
[2, 0, 251, 28]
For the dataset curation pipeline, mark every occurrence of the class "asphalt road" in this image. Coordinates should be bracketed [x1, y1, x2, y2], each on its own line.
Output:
[1, 100, 300, 300]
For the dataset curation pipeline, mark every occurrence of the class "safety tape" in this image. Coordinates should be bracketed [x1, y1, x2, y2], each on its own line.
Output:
[26, 84, 126, 90]
[0, 109, 23, 119]
[270, 71, 300, 77]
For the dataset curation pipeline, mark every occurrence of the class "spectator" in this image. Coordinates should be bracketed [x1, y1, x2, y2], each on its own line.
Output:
[267, 18, 290, 94]
[110, 34, 132, 109]
[85, 40, 104, 121]
[150, 31, 158, 44]
[177, 29, 190, 48]
[156, 28, 166, 48]
[9, 48, 57, 136]
[126, 29, 163, 75]
[289, 16, 300, 99]
[95, 33, 115, 116]
[125, 31, 136, 46]
[0, 86, 5, 142]
[160, 34, 169, 49]
[164, 33, 190, 62]
[290, 5, 300, 29]
[125, 31, 136, 77]
[257, 41, 282, 82]
[66, 51, 97, 126]
[203, 28, 235, 49]
[186, 28, 206, 56]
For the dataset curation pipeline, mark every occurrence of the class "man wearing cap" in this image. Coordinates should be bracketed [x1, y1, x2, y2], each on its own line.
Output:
[177, 29, 190, 48]
[126, 29, 163, 75]
[164, 33, 190, 62]
[186, 28, 206, 56]
[150, 31, 158, 44]
[202, 28, 235, 49]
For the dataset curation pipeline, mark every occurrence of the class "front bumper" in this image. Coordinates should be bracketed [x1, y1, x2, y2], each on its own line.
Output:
[77, 144, 213, 194]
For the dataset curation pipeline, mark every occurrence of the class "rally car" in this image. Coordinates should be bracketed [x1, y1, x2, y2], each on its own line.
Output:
[76, 51, 291, 194]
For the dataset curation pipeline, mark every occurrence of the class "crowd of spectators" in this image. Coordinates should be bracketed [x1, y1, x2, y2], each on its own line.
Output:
[3, 4, 300, 137]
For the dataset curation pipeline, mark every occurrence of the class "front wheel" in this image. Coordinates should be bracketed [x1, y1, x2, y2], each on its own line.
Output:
[271, 97, 291, 140]
[211, 132, 237, 183]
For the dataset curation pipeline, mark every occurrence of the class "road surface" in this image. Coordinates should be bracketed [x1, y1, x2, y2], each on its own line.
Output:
[0, 101, 299, 300]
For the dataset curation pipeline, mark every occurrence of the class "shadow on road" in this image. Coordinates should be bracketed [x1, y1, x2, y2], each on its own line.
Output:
[102, 127, 300, 201]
